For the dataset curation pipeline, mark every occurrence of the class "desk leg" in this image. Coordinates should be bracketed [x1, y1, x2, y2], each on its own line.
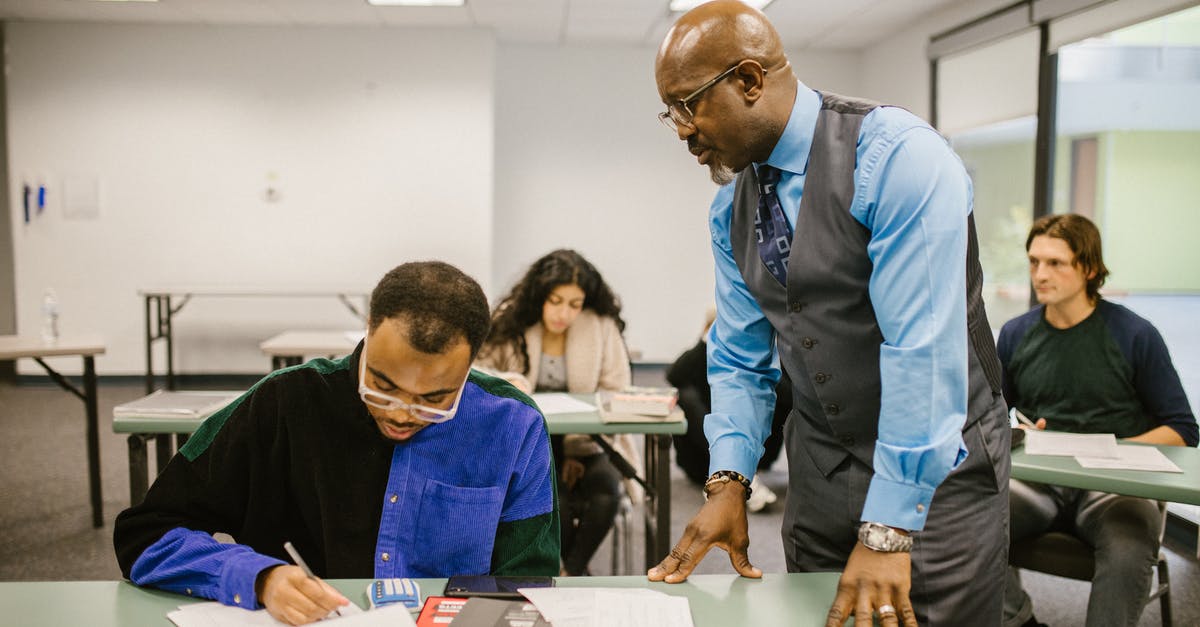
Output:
[83, 356, 102, 528]
[155, 434, 173, 475]
[164, 296, 176, 391]
[144, 296, 154, 394]
[270, 355, 302, 371]
[644, 434, 671, 571]
[128, 435, 149, 506]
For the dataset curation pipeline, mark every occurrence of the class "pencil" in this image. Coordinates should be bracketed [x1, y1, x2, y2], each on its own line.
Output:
[1013, 409, 1038, 429]
[283, 541, 343, 617]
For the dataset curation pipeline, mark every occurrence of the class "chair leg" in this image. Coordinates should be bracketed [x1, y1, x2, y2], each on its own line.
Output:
[609, 497, 635, 575]
[1157, 553, 1171, 627]
[610, 509, 622, 575]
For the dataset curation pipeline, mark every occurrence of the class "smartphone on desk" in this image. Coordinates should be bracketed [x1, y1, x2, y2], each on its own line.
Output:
[443, 575, 555, 599]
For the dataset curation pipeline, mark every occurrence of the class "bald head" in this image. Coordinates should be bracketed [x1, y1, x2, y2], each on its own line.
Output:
[654, 0, 796, 180]
[656, 0, 787, 81]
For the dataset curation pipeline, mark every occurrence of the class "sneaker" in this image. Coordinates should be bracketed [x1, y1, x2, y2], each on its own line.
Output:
[746, 476, 778, 513]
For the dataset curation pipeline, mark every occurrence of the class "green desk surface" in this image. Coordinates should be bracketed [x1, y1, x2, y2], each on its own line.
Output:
[113, 393, 686, 436]
[1011, 444, 1200, 506]
[0, 574, 846, 626]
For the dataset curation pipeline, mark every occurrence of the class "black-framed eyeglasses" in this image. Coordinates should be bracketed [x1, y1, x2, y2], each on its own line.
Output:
[659, 62, 763, 132]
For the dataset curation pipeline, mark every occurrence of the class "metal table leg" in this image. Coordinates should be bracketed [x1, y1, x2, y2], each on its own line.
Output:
[33, 355, 103, 528]
[83, 355, 102, 528]
[644, 433, 672, 571]
[155, 434, 173, 475]
[144, 293, 186, 393]
[164, 295, 176, 391]
[127, 435, 149, 506]
[144, 295, 154, 394]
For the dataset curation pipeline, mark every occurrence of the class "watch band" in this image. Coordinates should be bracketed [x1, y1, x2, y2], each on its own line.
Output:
[857, 521, 914, 553]
[703, 470, 752, 501]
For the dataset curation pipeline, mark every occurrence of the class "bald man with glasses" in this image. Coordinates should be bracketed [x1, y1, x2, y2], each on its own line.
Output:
[651, 2, 1010, 626]
[115, 262, 559, 626]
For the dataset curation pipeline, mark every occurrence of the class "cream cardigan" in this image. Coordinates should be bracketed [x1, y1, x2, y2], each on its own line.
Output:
[476, 310, 643, 501]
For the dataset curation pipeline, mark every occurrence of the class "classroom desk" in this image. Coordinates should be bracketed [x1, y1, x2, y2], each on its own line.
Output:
[113, 392, 686, 571]
[138, 286, 368, 393]
[259, 330, 359, 370]
[543, 396, 687, 572]
[0, 334, 106, 528]
[0, 573, 845, 626]
[1011, 444, 1200, 505]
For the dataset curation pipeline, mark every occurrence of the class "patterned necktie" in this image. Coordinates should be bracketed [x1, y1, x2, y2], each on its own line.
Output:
[754, 165, 792, 286]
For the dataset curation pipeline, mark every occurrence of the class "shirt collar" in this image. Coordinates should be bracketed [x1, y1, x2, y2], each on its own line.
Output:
[759, 83, 819, 177]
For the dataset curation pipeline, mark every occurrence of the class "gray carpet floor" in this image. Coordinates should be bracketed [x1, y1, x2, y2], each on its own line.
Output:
[1, 376, 1197, 626]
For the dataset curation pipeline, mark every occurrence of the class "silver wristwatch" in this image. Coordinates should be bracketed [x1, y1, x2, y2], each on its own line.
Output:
[858, 522, 913, 553]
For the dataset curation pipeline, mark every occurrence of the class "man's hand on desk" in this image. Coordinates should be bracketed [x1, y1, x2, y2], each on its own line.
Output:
[256, 565, 350, 625]
[646, 480, 761, 583]
[825, 541, 917, 627]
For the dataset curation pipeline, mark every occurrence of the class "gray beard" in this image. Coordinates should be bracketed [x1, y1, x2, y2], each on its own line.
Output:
[709, 163, 736, 185]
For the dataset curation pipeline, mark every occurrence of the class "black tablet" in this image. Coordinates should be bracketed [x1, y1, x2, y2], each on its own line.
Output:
[443, 575, 555, 599]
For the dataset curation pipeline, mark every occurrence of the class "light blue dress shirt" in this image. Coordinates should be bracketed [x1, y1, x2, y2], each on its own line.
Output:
[706, 84, 973, 531]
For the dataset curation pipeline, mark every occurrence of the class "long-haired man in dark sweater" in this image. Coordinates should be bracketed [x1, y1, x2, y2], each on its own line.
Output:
[999, 214, 1196, 627]
[114, 262, 559, 625]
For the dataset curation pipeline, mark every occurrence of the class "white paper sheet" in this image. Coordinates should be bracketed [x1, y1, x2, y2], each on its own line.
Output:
[1023, 430, 1120, 458]
[519, 587, 694, 627]
[529, 393, 596, 415]
[1076, 445, 1183, 473]
[166, 600, 410, 627]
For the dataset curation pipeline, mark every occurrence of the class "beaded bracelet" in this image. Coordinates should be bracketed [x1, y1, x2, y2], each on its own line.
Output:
[703, 470, 752, 501]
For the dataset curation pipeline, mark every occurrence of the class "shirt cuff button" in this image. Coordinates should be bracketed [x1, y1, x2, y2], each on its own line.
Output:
[916, 503, 925, 513]
[233, 594, 241, 605]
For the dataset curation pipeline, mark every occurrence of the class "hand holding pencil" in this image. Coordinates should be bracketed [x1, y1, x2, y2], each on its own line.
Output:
[1013, 409, 1047, 431]
[256, 542, 351, 625]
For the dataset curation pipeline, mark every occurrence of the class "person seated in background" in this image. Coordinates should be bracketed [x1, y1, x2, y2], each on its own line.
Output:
[114, 262, 559, 626]
[998, 214, 1197, 627]
[666, 308, 787, 512]
[475, 249, 639, 577]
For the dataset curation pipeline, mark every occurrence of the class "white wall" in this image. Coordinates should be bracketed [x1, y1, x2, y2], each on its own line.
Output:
[7, 22, 495, 375]
[492, 44, 861, 362]
[6, 24, 862, 374]
[859, 0, 1014, 120]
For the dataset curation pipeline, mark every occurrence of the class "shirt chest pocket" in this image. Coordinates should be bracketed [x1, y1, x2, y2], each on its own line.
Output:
[409, 479, 505, 577]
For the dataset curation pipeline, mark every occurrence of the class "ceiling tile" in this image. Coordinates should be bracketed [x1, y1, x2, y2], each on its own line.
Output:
[0, 0, 984, 50]
[264, 0, 382, 26]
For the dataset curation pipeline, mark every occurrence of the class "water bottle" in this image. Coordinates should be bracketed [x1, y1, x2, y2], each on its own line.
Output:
[41, 288, 59, 344]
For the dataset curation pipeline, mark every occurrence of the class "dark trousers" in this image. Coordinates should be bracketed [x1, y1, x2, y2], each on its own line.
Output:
[782, 397, 1011, 626]
[1004, 482, 1162, 627]
[559, 453, 622, 575]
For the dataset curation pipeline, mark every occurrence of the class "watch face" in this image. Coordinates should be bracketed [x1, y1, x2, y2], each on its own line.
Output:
[860, 523, 910, 552]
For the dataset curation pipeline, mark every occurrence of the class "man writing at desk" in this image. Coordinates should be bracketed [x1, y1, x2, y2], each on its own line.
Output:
[999, 214, 1197, 627]
[114, 262, 559, 625]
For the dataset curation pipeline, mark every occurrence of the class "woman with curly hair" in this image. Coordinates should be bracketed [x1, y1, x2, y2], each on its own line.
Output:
[476, 249, 639, 576]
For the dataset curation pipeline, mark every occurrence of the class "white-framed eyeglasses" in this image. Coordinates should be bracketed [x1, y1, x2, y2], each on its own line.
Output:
[357, 330, 469, 424]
